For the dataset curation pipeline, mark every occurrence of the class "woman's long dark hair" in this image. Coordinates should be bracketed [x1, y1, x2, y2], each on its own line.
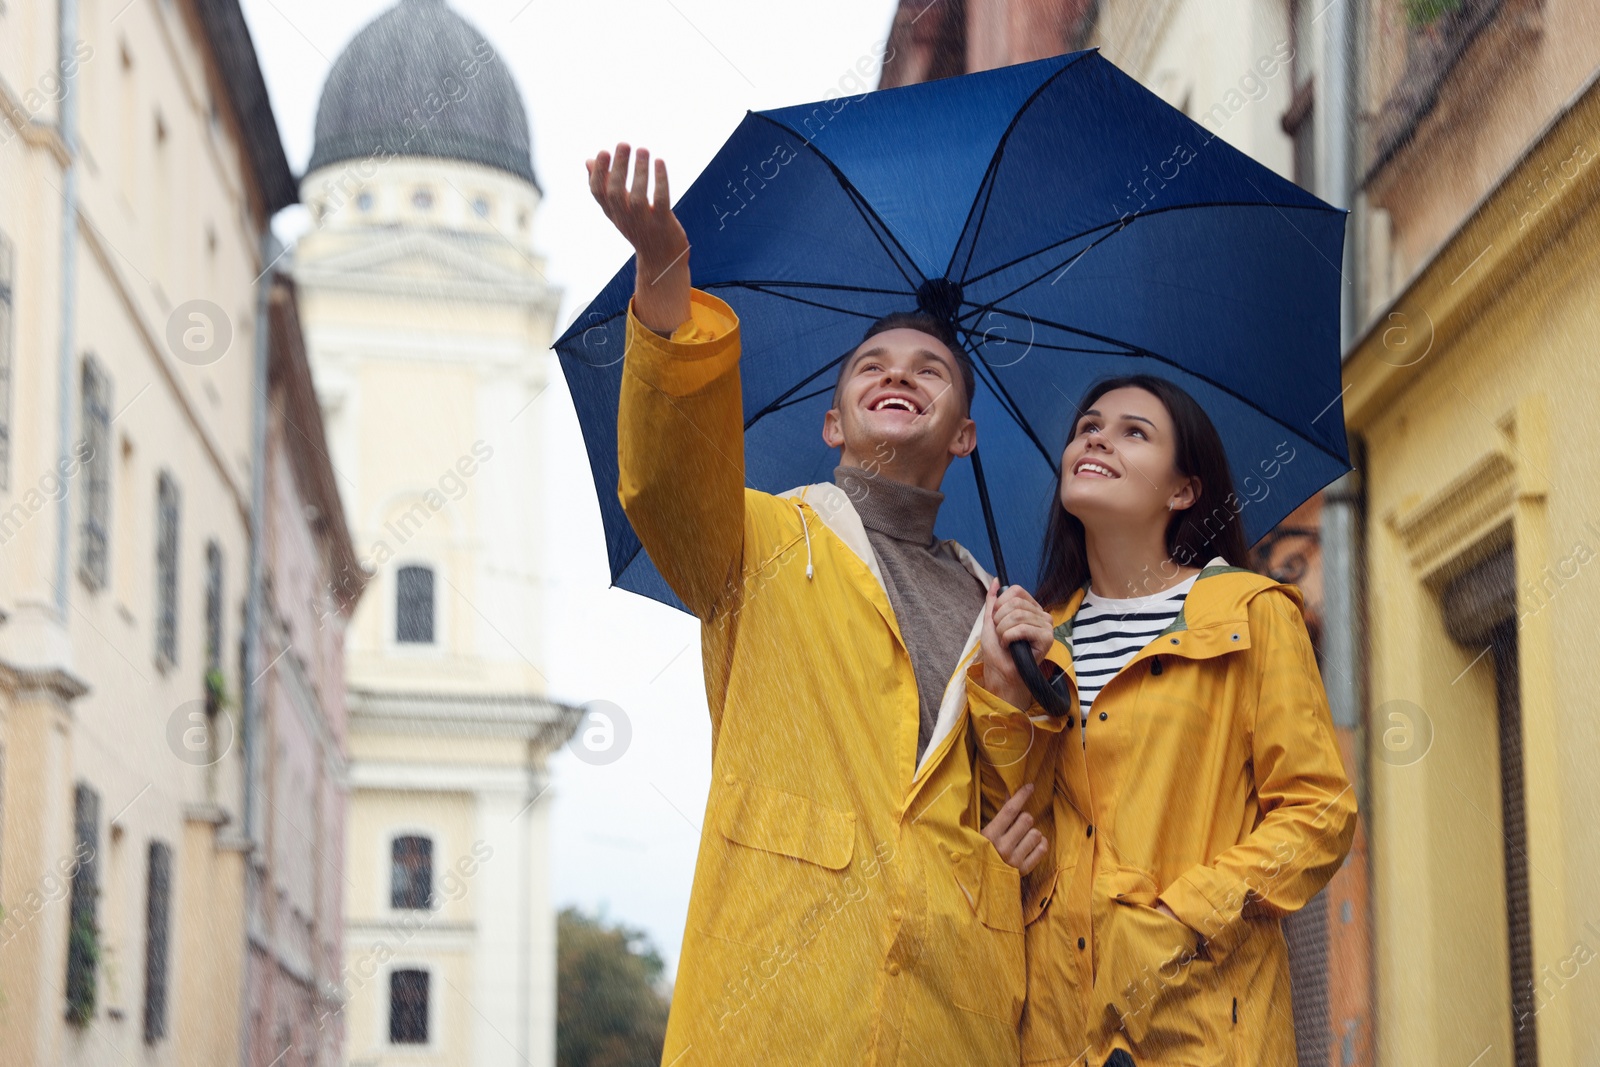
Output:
[1035, 374, 1250, 610]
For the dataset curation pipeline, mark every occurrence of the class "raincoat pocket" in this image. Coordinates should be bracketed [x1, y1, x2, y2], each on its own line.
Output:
[718, 777, 856, 869]
[942, 843, 1026, 1024]
[1091, 867, 1228, 1062]
[698, 777, 862, 954]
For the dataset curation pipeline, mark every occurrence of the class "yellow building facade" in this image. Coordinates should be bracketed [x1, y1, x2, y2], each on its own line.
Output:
[1346, 62, 1600, 1067]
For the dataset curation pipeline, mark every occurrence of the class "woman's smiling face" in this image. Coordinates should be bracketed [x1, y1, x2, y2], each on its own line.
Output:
[1059, 385, 1198, 527]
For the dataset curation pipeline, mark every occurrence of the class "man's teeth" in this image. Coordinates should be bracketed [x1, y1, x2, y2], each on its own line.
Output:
[873, 398, 917, 412]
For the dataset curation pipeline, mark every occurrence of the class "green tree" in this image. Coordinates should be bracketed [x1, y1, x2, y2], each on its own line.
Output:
[557, 907, 670, 1067]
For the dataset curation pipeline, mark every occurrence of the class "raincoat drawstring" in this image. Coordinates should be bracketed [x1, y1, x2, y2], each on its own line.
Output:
[795, 502, 814, 580]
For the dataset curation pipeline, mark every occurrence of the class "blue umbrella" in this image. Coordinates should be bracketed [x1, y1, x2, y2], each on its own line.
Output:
[556, 48, 1349, 705]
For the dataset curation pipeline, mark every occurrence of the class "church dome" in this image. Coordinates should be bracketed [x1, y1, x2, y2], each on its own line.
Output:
[307, 0, 538, 189]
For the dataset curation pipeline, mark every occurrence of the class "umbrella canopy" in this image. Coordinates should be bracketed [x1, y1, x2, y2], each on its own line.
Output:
[556, 48, 1350, 614]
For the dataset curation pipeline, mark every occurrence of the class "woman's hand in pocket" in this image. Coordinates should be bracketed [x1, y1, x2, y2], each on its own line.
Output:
[982, 783, 1048, 875]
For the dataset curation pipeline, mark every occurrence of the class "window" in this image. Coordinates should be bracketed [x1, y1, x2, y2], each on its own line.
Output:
[1442, 547, 1537, 1067]
[1281, 0, 1317, 190]
[395, 565, 435, 644]
[412, 187, 434, 211]
[389, 969, 429, 1044]
[64, 783, 101, 1026]
[155, 472, 180, 666]
[204, 543, 223, 668]
[0, 230, 12, 490]
[390, 835, 433, 910]
[142, 841, 172, 1043]
[79, 354, 112, 590]
[204, 542, 224, 712]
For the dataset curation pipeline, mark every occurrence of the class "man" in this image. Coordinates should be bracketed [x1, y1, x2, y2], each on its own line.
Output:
[589, 142, 1046, 1065]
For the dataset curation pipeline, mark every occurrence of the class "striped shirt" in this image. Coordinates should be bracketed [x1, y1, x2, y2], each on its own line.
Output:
[1068, 556, 1227, 727]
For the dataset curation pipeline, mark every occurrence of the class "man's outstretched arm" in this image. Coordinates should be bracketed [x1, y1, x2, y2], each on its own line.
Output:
[590, 144, 745, 620]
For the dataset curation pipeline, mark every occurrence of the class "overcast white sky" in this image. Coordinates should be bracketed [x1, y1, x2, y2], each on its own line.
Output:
[238, 0, 902, 977]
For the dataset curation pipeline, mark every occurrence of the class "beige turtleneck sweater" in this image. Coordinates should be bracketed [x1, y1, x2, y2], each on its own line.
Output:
[833, 465, 989, 762]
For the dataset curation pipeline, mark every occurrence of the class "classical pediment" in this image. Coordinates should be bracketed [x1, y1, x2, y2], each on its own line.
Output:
[294, 230, 554, 304]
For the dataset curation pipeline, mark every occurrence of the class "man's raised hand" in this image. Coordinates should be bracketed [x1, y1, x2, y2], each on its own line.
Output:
[982, 782, 1048, 875]
[586, 143, 691, 334]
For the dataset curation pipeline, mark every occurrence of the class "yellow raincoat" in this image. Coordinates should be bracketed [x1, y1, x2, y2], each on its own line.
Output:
[970, 564, 1357, 1066]
[618, 289, 1026, 1065]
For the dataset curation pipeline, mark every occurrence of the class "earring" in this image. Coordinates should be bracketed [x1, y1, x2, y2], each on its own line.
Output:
[1166, 502, 1174, 510]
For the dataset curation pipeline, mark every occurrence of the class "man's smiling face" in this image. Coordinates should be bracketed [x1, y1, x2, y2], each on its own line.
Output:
[822, 328, 975, 479]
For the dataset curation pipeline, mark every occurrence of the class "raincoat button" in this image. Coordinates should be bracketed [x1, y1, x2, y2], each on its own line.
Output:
[1086, 825, 1094, 837]
[1231, 633, 1240, 640]
[889, 908, 902, 922]
[887, 962, 901, 976]
[1078, 936, 1086, 951]
[846, 812, 856, 820]
[1099, 711, 1108, 721]
[1169, 637, 1179, 645]
[723, 774, 735, 785]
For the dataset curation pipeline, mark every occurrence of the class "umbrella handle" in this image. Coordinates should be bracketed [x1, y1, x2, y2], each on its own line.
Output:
[967, 444, 1075, 719]
[1010, 640, 1074, 719]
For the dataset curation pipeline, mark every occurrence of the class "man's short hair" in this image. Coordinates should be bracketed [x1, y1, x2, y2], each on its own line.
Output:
[833, 312, 976, 416]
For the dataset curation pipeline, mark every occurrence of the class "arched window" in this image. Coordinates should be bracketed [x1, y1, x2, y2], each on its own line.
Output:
[395, 565, 434, 644]
[390, 835, 433, 910]
[388, 968, 429, 1044]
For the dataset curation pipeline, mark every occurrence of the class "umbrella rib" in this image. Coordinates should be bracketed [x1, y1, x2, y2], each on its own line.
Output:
[954, 326, 1063, 474]
[751, 112, 925, 290]
[967, 335, 1130, 356]
[744, 382, 839, 425]
[958, 199, 1342, 290]
[958, 224, 1140, 332]
[944, 50, 1097, 282]
[742, 349, 853, 429]
[710, 281, 892, 321]
[703, 279, 912, 296]
[973, 306, 1350, 471]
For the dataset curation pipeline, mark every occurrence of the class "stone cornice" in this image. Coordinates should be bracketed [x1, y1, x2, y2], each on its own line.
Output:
[348, 686, 582, 747]
[1344, 68, 1600, 433]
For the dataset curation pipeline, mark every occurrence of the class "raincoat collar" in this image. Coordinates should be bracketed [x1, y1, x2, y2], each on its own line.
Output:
[1047, 559, 1297, 672]
[779, 480, 994, 789]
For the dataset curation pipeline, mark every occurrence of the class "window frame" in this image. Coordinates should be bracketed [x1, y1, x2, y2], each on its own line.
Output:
[142, 840, 172, 1043]
[154, 471, 181, 668]
[394, 563, 437, 646]
[387, 967, 432, 1046]
[389, 834, 435, 912]
[64, 783, 101, 1026]
[79, 354, 113, 591]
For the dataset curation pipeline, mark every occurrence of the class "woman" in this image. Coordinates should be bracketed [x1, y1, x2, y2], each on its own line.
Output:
[972, 374, 1357, 1067]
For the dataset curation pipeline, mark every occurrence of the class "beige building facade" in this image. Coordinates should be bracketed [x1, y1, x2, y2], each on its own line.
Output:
[291, 1, 580, 1063]
[0, 0, 360, 1065]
